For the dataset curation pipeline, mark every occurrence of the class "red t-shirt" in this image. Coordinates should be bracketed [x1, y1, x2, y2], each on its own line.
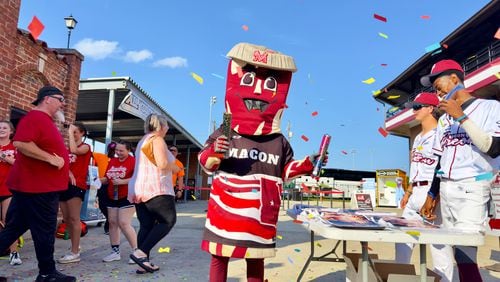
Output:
[105, 156, 135, 200]
[69, 143, 92, 189]
[7, 110, 69, 193]
[0, 142, 16, 197]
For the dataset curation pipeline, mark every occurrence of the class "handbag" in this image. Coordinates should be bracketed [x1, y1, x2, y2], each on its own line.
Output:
[141, 135, 160, 166]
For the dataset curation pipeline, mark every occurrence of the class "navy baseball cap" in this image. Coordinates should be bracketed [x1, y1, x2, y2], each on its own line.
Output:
[32, 86, 64, 105]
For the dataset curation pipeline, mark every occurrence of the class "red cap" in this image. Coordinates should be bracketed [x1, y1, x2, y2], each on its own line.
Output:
[420, 59, 464, 87]
[405, 92, 439, 108]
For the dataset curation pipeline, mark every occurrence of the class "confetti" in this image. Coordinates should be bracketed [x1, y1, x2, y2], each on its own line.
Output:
[495, 73, 500, 79]
[190, 72, 204, 85]
[421, 15, 431, 20]
[425, 42, 441, 53]
[362, 77, 376, 85]
[252, 189, 258, 193]
[287, 257, 294, 264]
[276, 235, 283, 240]
[406, 230, 421, 236]
[495, 28, 500, 40]
[417, 145, 423, 151]
[242, 25, 249, 31]
[301, 135, 309, 142]
[158, 246, 171, 253]
[211, 73, 224, 79]
[111, 71, 117, 76]
[316, 242, 322, 247]
[191, 194, 197, 200]
[431, 49, 443, 56]
[293, 219, 303, 224]
[373, 13, 387, 22]
[378, 32, 388, 39]
[372, 89, 382, 96]
[28, 16, 44, 40]
[388, 95, 400, 99]
[441, 43, 449, 49]
[341, 150, 348, 155]
[378, 127, 388, 137]
[311, 111, 318, 117]
[294, 248, 301, 253]
[380, 63, 388, 67]
[436, 170, 444, 175]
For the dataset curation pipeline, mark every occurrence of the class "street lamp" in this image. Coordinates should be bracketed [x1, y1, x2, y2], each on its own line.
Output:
[64, 14, 78, 48]
[208, 96, 217, 134]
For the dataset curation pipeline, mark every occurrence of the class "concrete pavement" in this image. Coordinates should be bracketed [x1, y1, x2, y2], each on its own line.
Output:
[1, 199, 499, 281]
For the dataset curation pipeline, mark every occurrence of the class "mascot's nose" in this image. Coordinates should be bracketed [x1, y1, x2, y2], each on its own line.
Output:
[254, 79, 262, 95]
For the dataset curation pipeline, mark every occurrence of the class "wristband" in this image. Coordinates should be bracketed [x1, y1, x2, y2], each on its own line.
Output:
[454, 114, 467, 123]
[427, 191, 436, 200]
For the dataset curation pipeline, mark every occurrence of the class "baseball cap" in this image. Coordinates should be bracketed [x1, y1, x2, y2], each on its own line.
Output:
[420, 59, 464, 87]
[404, 92, 439, 109]
[32, 86, 64, 105]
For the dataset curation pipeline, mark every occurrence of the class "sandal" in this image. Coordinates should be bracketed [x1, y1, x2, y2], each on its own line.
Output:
[136, 263, 159, 274]
[129, 254, 155, 273]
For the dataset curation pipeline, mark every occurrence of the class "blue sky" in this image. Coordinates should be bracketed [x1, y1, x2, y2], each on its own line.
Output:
[18, 0, 490, 173]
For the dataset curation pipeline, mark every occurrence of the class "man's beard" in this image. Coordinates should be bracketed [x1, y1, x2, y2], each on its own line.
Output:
[54, 110, 65, 123]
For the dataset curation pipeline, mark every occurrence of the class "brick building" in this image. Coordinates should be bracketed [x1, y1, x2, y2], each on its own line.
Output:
[0, 0, 83, 127]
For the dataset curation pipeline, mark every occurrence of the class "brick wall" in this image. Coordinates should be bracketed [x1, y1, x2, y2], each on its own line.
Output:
[0, 0, 83, 134]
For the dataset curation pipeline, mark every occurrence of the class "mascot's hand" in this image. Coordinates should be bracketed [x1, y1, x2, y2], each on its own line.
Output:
[308, 152, 328, 166]
[214, 135, 229, 153]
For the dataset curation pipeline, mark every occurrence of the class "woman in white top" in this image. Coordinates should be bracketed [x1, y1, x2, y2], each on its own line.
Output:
[128, 114, 179, 274]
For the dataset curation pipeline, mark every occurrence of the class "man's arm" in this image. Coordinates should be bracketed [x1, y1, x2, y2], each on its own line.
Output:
[460, 118, 498, 158]
[13, 141, 64, 169]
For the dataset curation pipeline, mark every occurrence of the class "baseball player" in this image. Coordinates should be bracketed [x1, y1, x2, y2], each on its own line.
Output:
[420, 59, 500, 281]
[396, 92, 454, 282]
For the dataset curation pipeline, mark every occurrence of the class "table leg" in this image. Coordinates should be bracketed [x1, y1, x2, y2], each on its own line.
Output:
[297, 231, 315, 282]
[419, 244, 427, 282]
[361, 241, 368, 282]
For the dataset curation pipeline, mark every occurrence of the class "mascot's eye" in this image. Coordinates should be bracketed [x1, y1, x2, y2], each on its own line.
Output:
[263, 77, 277, 91]
[241, 72, 255, 86]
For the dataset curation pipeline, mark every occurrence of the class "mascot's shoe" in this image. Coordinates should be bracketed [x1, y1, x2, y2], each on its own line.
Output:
[35, 270, 76, 282]
[57, 252, 80, 264]
[9, 251, 22, 265]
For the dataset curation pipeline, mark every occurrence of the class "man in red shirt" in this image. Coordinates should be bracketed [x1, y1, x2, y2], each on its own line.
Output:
[0, 86, 76, 282]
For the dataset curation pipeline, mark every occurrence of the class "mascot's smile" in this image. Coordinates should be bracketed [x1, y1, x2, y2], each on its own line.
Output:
[244, 99, 269, 112]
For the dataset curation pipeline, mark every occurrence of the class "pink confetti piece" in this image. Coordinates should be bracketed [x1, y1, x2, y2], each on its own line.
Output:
[495, 28, 500, 40]
[28, 16, 44, 40]
[341, 150, 348, 155]
[380, 63, 387, 67]
[311, 111, 318, 117]
[378, 127, 388, 137]
[242, 25, 249, 31]
[301, 135, 309, 142]
[373, 13, 387, 22]
[421, 15, 431, 20]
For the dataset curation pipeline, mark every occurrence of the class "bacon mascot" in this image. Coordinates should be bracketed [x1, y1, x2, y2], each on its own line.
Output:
[198, 42, 325, 281]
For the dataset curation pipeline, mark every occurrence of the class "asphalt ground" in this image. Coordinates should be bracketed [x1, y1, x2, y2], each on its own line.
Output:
[1, 199, 499, 281]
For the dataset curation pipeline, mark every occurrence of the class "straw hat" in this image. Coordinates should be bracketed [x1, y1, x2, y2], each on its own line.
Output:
[226, 42, 297, 72]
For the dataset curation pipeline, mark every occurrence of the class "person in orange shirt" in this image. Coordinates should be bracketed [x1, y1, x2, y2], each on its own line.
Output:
[93, 142, 117, 234]
[169, 146, 185, 201]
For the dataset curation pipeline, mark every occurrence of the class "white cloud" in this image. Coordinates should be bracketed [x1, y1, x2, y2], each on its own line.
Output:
[74, 38, 119, 60]
[153, 56, 188, 68]
[124, 49, 153, 63]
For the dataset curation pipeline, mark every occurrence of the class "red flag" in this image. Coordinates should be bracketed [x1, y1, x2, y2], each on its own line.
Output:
[28, 16, 44, 40]
[311, 111, 318, 117]
[301, 135, 309, 142]
[373, 13, 387, 23]
[378, 127, 388, 137]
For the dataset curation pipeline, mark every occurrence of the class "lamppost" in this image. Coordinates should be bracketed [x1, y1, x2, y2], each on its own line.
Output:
[64, 14, 78, 48]
[208, 96, 217, 134]
[351, 149, 357, 170]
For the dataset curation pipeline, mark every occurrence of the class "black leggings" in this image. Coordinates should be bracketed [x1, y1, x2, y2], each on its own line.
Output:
[135, 195, 176, 257]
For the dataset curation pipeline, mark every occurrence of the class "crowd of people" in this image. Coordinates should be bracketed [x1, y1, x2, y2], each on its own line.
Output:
[0, 51, 498, 282]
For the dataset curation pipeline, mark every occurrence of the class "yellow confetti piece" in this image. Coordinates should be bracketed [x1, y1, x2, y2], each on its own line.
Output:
[439, 118, 445, 127]
[191, 194, 197, 200]
[276, 235, 283, 240]
[307, 213, 315, 219]
[378, 32, 389, 39]
[190, 72, 204, 85]
[372, 89, 382, 96]
[387, 95, 400, 99]
[111, 71, 117, 76]
[406, 230, 421, 236]
[158, 246, 171, 253]
[245, 252, 251, 258]
[362, 77, 376, 85]
[495, 72, 500, 79]
[316, 242, 322, 247]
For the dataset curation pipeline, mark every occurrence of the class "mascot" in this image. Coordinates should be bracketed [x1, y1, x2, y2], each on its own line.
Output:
[198, 42, 327, 281]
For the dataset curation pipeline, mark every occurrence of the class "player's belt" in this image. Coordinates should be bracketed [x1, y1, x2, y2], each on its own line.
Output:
[411, 181, 428, 187]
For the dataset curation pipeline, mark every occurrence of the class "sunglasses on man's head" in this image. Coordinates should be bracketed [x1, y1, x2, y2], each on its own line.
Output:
[412, 104, 431, 111]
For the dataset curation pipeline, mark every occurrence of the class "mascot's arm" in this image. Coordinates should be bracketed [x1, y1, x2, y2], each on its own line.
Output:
[198, 143, 223, 174]
[283, 156, 314, 181]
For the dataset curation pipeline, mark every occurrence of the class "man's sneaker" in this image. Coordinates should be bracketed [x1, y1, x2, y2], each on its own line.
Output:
[35, 270, 76, 282]
[9, 251, 22, 265]
[57, 252, 80, 264]
[102, 251, 121, 262]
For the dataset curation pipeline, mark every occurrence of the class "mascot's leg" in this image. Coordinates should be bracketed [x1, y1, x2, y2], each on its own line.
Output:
[246, 258, 264, 282]
[209, 255, 229, 282]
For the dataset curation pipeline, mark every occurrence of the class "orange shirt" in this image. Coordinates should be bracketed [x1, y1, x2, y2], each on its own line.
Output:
[93, 152, 109, 178]
[172, 159, 185, 187]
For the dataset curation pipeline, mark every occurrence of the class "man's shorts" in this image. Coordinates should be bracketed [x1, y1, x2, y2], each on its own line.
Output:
[107, 198, 134, 209]
[60, 185, 87, 202]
